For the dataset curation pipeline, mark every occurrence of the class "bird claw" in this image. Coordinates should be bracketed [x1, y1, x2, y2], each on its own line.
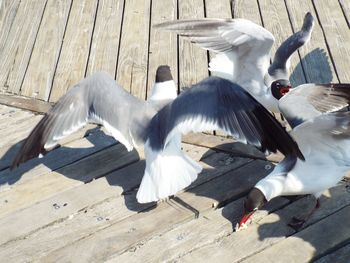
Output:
[234, 222, 248, 232]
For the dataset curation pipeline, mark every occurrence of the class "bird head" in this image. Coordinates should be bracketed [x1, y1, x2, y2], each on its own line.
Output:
[236, 188, 267, 231]
[271, 79, 292, 100]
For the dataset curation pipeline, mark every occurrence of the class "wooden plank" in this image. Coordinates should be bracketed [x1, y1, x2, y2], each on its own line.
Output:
[0, 129, 116, 190]
[86, 0, 124, 77]
[241, 205, 350, 263]
[40, 160, 270, 262]
[315, 243, 350, 263]
[205, 0, 231, 18]
[0, 93, 52, 113]
[285, 0, 338, 83]
[172, 184, 350, 263]
[0, 0, 47, 94]
[0, 143, 139, 218]
[0, 144, 212, 257]
[339, 0, 350, 28]
[112, 197, 290, 263]
[115, 0, 150, 99]
[258, 0, 306, 86]
[0, 0, 20, 53]
[231, 0, 262, 25]
[146, 0, 177, 99]
[49, 0, 98, 102]
[178, 0, 208, 91]
[313, 0, 350, 82]
[20, 0, 72, 101]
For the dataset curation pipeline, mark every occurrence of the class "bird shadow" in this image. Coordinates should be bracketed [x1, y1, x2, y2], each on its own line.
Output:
[290, 47, 333, 86]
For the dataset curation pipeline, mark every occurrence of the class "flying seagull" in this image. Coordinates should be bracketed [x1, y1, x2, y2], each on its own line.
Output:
[136, 76, 304, 203]
[154, 12, 314, 112]
[11, 66, 177, 169]
[237, 83, 350, 231]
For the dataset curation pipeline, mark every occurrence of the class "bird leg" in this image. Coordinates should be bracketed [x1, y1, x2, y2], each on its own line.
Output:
[288, 198, 320, 231]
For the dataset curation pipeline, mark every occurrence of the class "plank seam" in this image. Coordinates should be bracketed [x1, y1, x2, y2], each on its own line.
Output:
[114, 0, 126, 80]
[145, 0, 153, 100]
[47, 0, 74, 101]
[338, 0, 350, 28]
[18, 0, 49, 95]
[311, 0, 341, 83]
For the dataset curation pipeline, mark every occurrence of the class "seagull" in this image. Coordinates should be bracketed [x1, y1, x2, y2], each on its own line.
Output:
[136, 76, 304, 203]
[237, 83, 350, 231]
[154, 12, 314, 112]
[11, 65, 178, 169]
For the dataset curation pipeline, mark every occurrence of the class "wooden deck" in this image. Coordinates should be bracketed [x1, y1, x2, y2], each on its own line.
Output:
[0, 0, 350, 262]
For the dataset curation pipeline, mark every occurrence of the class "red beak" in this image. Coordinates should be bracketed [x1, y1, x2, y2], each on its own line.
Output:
[280, 87, 290, 96]
[236, 211, 255, 231]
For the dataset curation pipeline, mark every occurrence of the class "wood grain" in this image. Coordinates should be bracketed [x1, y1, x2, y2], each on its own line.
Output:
[285, 0, 337, 83]
[49, 0, 98, 102]
[115, 0, 151, 99]
[20, 0, 72, 101]
[0, 0, 47, 94]
[146, 0, 178, 99]
[0, 0, 20, 54]
[178, 0, 208, 91]
[0, 93, 52, 113]
[86, 0, 124, 77]
[231, 0, 262, 24]
[313, 0, 350, 82]
[339, 0, 350, 28]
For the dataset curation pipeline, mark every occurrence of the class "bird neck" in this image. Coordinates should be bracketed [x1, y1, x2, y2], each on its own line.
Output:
[148, 80, 177, 102]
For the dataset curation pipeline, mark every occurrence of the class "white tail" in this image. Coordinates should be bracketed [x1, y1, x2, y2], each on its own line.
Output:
[136, 134, 202, 203]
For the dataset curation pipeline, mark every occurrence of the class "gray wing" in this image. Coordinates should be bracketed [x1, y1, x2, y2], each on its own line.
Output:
[149, 77, 304, 160]
[268, 12, 314, 80]
[11, 72, 153, 169]
[279, 83, 350, 128]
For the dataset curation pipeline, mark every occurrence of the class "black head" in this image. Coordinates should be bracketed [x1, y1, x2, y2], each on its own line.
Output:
[237, 188, 267, 229]
[155, 65, 173, 83]
[271, 79, 292, 100]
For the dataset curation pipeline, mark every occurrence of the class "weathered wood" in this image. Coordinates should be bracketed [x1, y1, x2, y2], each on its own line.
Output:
[112, 197, 289, 263]
[285, 0, 338, 83]
[0, 0, 47, 94]
[313, 0, 350, 82]
[231, 0, 262, 25]
[49, 0, 98, 102]
[315, 242, 350, 263]
[205, 0, 231, 18]
[339, 0, 350, 28]
[241, 205, 350, 263]
[20, 0, 72, 101]
[0, 93, 52, 113]
[258, 0, 306, 86]
[146, 0, 178, 99]
[86, 0, 124, 77]
[178, 0, 208, 91]
[115, 0, 151, 99]
[0, 143, 139, 218]
[0, 144, 211, 257]
[0, 0, 20, 53]
[41, 160, 270, 262]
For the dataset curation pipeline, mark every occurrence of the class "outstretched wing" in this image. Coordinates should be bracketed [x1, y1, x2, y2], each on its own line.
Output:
[155, 18, 274, 86]
[150, 76, 303, 159]
[268, 12, 314, 80]
[137, 77, 304, 203]
[11, 72, 152, 169]
[279, 83, 350, 128]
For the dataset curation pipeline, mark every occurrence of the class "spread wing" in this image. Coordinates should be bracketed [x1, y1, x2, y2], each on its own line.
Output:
[11, 72, 152, 169]
[279, 83, 350, 128]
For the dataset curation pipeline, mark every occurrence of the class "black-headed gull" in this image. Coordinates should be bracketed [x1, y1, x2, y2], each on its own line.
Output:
[238, 83, 350, 231]
[11, 66, 177, 169]
[154, 12, 314, 112]
[136, 76, 304, 203]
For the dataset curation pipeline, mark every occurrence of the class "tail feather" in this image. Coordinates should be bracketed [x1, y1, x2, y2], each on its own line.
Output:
[136, 138, 202, 203]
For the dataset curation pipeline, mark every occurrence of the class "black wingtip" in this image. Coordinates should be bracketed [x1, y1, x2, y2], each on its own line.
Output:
[155, 65, 173, 83]
[302, 12, 314, 32]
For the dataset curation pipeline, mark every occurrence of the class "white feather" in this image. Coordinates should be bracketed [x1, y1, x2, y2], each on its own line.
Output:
[137, 134, 202, 203]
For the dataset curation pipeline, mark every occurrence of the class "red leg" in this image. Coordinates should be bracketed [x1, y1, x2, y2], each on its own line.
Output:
[288, 197, 320, 231]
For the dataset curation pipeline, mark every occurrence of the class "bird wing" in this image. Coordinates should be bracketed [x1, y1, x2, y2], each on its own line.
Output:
[268, 12, 314, 80]
[279, 83, 350, 128]
[11, 72, 152, 169]
[154, 18, 274, 86]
